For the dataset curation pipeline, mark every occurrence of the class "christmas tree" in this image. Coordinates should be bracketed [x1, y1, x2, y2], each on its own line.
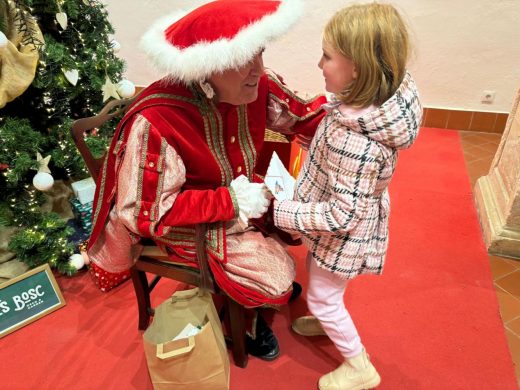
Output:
[0, 0, 129, 275]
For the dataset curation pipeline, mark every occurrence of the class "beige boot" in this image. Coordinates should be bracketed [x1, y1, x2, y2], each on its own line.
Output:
[291, 316, 326, 336]
[318, 349, 381, 390]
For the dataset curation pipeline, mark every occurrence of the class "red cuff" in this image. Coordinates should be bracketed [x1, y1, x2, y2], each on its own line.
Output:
[163, 187, 237, 226]
[89, 262, 131, 292]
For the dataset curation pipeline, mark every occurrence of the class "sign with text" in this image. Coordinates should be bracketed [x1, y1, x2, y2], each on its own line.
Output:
[0, 264, 66, 338]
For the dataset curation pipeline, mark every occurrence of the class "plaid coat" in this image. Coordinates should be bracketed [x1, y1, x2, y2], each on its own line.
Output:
[274, 72, 422, 279]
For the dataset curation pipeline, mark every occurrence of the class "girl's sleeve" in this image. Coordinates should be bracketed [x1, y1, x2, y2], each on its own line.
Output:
[116, 115, 238, 239]
[273, 130, 382, 236]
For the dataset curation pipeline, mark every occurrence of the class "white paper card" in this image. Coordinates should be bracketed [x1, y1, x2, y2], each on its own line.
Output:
[172, 323, 201, 341]
[264, 152, 295, 201]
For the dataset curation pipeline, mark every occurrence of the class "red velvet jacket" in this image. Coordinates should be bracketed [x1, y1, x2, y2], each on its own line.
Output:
[87, 71, 325, 306]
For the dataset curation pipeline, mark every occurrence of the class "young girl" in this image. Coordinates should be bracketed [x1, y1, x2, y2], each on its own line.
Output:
[273, 3, 422, 389]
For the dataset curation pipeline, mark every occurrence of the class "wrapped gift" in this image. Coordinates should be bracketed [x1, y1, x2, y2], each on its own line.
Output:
[69, 197, 93, 232]
[71, 177, 96, 205]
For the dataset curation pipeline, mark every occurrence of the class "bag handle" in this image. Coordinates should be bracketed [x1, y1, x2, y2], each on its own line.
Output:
[156, 336, 195, 360]
[170, 288, 201, 302]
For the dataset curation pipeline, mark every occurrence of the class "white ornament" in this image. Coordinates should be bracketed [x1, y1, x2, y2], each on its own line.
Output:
[32, 153, 54, 191]
[0, 31, 8, 49]
[116, 79, 136, 98]
[56, 12, 68, 30]
[63, 69, 79, 86]
[110, 40, 121, 52]
[68, 253, 85, 270]
[33, 172, 54, 191]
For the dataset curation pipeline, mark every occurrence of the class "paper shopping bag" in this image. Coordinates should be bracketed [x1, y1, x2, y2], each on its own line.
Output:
[143, 287, 230, 389]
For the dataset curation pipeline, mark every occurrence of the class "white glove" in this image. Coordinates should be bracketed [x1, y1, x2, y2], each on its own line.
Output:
[230, 175, 270, 225]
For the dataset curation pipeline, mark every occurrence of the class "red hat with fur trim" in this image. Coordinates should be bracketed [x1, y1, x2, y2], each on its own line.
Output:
[140, 0, 303, 84]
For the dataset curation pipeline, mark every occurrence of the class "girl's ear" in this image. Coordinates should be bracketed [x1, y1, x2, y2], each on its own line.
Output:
[352, 66, 358, 80]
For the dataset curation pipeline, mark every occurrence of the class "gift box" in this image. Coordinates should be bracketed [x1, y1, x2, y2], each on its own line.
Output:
[70, 197, 93, 232]
[71, 177, 96, 205]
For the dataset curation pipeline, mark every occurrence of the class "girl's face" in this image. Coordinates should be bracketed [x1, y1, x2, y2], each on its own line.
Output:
[209, 51, 264, 105]
[318, 40, 357, 95]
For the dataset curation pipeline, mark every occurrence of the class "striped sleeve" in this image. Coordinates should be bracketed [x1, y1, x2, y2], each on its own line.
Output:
[116, 115, 237, 239]
[274, 130, 381, 235]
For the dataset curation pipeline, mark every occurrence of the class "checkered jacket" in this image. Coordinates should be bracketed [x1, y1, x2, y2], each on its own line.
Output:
[274, 72, 422, 279]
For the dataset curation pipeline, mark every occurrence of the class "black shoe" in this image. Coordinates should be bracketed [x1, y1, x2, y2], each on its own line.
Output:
[289, 281, 302, 302]
[246, 314, 280, 361]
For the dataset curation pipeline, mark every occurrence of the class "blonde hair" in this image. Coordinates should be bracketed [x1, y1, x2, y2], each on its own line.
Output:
[323, 2, 410, 107]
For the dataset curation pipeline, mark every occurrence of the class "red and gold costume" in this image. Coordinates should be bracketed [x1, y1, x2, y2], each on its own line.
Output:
[87, 70, 325, 307]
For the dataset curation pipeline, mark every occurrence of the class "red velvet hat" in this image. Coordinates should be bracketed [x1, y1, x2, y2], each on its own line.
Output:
[140, 0, 303, 84]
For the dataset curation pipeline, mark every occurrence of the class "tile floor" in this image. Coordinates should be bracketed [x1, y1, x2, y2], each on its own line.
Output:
[459, 130, 520, 385]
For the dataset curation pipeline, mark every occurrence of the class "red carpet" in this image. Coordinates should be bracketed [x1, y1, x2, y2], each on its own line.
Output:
[2, 128, 517, 389]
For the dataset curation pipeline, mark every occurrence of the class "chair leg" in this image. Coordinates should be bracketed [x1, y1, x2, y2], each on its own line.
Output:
[227, 297, 248, 368]
[130, 267, 151, 330]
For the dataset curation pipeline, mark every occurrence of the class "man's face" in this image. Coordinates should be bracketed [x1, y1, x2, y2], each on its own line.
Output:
[209, 51, 264, 105]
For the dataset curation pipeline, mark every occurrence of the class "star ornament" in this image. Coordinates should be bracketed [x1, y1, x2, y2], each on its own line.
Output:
[102, 77, 121, 102]
[36, 152, 52, 173]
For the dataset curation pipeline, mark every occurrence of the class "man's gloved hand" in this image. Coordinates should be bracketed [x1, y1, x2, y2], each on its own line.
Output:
[230, 175, 271, 226]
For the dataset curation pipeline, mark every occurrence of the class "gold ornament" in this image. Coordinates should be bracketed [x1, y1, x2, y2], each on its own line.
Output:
[36, 152, 51, 174]
[101, 76, 120, 102]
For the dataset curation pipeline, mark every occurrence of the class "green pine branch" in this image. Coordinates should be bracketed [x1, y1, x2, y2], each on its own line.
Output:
[8, 213, 75, 270]
[1, 0, 126, 275]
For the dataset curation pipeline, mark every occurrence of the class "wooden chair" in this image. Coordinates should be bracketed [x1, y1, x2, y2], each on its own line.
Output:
[70, 98, 248, 367]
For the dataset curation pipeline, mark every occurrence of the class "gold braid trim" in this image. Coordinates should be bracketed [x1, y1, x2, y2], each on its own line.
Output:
[237, 105, 257, 180]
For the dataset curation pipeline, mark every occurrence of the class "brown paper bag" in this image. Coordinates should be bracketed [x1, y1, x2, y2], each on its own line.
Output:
[143, 287, 230, 389]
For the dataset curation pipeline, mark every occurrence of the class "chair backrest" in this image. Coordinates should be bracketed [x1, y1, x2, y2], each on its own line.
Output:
[70, 98, 133, 182]
[70, 97, 215, 293]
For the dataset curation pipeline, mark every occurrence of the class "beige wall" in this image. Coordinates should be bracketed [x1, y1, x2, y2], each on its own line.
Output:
[104, 0, 520, 112]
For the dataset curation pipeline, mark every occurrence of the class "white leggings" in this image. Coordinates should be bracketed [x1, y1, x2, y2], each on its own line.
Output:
[306, 255, 363, 359]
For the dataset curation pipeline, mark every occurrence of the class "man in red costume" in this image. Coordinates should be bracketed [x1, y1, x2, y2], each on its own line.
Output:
[87, 0, 325, 360]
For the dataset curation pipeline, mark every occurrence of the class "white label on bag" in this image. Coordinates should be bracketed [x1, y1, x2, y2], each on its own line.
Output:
[172, 323, 201, 341]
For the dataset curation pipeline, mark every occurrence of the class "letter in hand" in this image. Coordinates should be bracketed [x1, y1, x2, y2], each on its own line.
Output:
[264, 152, 295, 201]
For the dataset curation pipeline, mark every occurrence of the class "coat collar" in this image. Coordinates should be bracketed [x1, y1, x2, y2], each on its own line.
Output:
[325, 72, 423, 150]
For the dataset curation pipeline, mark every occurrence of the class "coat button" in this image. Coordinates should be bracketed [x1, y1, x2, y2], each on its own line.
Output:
[230, 136, 236, 144]
[237, 166, 242, 173]
[143, 210, 149, 216]
[149, 162, 155, 168]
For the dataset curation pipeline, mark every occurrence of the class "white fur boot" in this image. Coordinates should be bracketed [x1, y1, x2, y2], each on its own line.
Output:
[318, 349, 381, 390]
